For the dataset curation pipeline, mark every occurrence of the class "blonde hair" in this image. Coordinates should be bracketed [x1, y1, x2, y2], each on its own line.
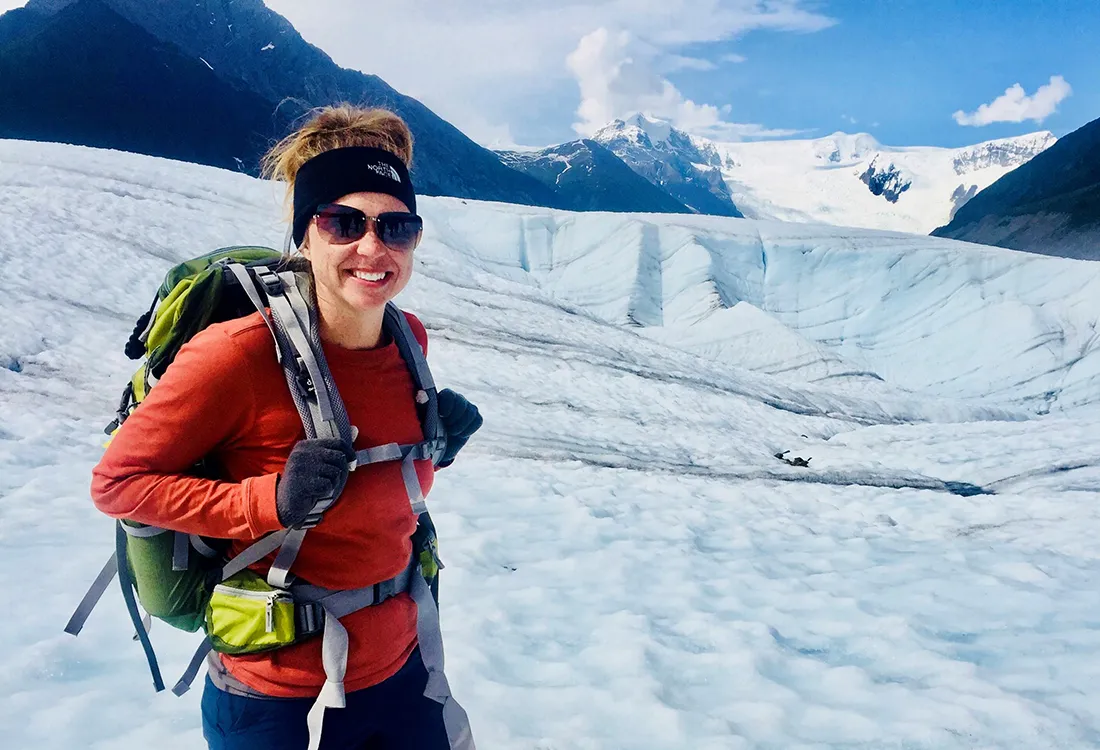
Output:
[262, 104, 414, 221]
[263, 104, 414, 273]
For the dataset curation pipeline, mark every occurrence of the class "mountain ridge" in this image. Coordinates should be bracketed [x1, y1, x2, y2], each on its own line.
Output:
[0, 0, 281, 172]
[932, 116, 1100, 260]
[497, 139, 693, 214]
[709, 124, 1056, 233]
[5, 0, 564, 207]
[0, 0, 1072, 236]
[592, 115, 743, 217]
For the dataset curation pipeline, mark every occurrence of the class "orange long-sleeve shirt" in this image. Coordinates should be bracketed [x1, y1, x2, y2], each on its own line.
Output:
[91, 310, 434, 697]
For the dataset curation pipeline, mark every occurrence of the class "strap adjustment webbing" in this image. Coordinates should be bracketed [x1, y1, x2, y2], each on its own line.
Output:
[293, 557, 476, 750]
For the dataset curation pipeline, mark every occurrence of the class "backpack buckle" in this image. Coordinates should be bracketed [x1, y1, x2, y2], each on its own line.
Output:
[297, 495, 336, 530]
[416, 439, 443, 462]
[295, 601, 325, 638]
[427, 436, 448, 462]
[298, 511, 325, 529]
[105, 382, 136, 435]
[254, 268, 283, 296]
[294, 356, 316, 396]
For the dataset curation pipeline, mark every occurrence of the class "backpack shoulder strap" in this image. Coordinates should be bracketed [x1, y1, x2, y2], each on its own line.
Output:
[225, 262, 355, 588]
[383, 304, 447, 467]
[384, 304, 434, 391]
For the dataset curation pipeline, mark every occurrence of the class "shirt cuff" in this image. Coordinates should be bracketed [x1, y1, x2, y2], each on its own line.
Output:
[241, 473, 282, 536]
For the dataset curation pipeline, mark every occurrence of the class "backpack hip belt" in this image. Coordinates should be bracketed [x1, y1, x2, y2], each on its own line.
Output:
[174, 550, 472, 750]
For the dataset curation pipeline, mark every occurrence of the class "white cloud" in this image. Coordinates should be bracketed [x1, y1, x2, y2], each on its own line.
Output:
[953, 76, 1072, 127]
[262, 1, 834, 146]
[0, 0, 827, 146]
[665, 55, 718, 72]
[567, 27, 801, 141]
[720, 53, 748, 64]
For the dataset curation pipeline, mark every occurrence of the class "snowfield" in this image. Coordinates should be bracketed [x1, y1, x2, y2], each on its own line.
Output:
[592, 115, 1055, 235]
[713, 130, 1057, 235]
[1, 139, 1098, 749]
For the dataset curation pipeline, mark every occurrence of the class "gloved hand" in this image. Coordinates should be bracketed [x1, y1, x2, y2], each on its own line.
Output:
[275, 438, 355, 528]
[437, 388, 483, 467]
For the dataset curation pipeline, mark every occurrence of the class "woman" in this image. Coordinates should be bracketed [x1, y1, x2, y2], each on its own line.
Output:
[91, 105, 481, 749]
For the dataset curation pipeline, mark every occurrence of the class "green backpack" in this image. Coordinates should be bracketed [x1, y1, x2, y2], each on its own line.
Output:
[66, 246, 449, 693]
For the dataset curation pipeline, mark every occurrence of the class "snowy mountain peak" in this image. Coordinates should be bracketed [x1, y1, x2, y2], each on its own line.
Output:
[813, 132, 884, 164]
[592, 116, 740, 216]
[709, 130, 1057, 233]
[594, 114, 722, 165]
[625, 113, 674, 144]
[495, 139, 692, 214]
[595, 113, 676, 148]
[951, 131, 1057, 175]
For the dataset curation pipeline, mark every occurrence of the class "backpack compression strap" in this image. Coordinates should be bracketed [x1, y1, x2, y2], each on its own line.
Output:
[116, 522, 165, 692]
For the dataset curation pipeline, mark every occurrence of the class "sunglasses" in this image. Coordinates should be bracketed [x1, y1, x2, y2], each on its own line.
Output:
[313, 203, 423, 252]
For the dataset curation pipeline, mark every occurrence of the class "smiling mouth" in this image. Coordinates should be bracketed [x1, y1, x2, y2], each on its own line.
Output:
[347, 269, 393, 283]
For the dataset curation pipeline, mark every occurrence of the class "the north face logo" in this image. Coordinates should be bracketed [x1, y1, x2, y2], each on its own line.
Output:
[367, 162, 402, 183]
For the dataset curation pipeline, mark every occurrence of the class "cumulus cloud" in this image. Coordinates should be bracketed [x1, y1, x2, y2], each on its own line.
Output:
[953, 76, 1072, 127]
[567, 28, 800, 141]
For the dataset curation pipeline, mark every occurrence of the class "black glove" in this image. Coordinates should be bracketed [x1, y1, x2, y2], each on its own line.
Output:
[437, 389, 483, 467]
[275, 438, 355, 528]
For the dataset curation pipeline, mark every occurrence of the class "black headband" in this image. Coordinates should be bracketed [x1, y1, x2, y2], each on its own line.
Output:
[292, 146, 416, 247]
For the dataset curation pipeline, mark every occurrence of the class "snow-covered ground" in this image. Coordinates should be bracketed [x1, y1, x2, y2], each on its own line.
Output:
[1, 139, 1098, 749]
[429, 198, 1100, 413]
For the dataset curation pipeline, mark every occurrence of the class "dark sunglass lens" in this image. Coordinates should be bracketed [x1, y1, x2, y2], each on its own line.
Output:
[316, 206, 367, 243]
[378, 215, 423, 250]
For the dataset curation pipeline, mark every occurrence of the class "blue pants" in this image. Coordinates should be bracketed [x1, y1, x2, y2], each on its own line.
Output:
[202, 648, 449, 749]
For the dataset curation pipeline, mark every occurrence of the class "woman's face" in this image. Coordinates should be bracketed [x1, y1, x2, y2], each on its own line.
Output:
[301, 191, 416, 319]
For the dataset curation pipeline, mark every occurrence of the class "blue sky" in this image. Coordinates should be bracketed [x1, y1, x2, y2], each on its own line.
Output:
[265, 0, 1099, 149]
[676, 0, 1100, 148]
[2, 0, 1095, 148]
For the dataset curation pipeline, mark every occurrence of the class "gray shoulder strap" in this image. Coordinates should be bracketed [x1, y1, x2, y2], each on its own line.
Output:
[227, 263, 359, 586]
[261, 268, 341, 438]
[384, 303, 435, 391]
[383, 304, 447, 467]
[228, 262, 349, 443]
[226, 263, 280, 362]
